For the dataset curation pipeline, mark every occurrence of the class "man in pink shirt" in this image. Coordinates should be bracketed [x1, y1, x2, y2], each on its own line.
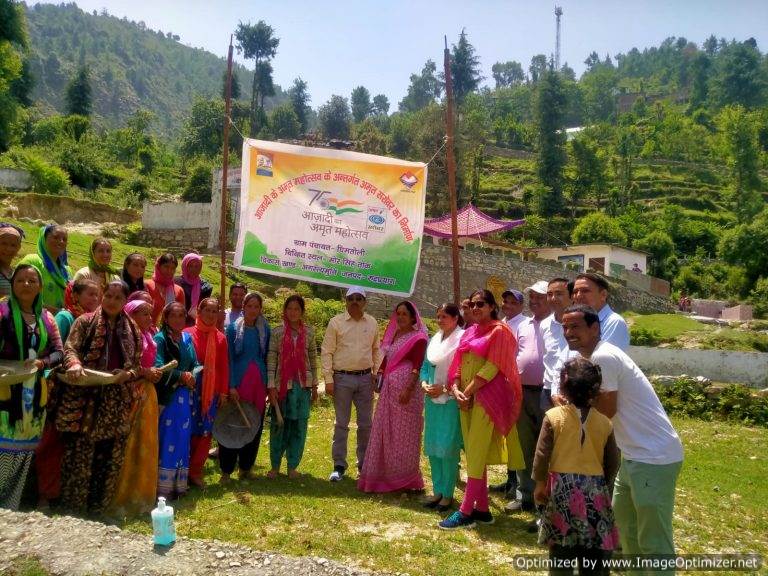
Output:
[506, 280, 550, 512]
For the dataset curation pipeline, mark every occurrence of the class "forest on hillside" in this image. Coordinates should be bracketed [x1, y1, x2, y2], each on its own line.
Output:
[1, 1, 768, 313]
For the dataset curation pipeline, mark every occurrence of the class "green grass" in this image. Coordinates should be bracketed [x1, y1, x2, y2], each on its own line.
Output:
[701, 329, 768, 353]
[3, 558, 50, 576]
[627, 313, 712, 341]
[116, 404, 767, 575]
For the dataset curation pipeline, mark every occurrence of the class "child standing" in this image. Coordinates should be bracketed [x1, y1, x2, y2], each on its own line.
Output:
[533, 357, 620, 575]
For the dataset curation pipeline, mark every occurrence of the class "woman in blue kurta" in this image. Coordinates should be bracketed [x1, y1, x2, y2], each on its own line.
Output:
[154, 301, 200, 499]
[222, 292, 270, 481]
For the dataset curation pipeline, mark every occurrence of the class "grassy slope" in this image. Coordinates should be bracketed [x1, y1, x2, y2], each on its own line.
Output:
[116, 405, 767, 576]
[627, 313, 712, 340]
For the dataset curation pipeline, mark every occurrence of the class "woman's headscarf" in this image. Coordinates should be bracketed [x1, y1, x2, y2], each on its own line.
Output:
[63, 283, 84, 318]
[0, 265, 52, 401]
[152, 255, 176, 305]
[193, 299, 219, 417]
[88, 239, 115, 275]
[380, 301, 428, 376]
[279, 307, 306, 402]
[38, 225, 69, 289]
[181, 253, 203, 310]
[124, 299, 157, 369]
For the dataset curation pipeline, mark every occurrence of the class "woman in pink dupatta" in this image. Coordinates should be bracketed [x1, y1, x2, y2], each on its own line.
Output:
[438, 289, 522, 530]
[358, 301, 428, 493]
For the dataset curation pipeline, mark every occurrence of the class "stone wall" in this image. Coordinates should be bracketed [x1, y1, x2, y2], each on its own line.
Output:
[628, 345, 768, 387]
[0, 169, 32, 191]
[367, 242, 675, 318]
[135, 228, 209, 253]
[0, 192, 139, 224]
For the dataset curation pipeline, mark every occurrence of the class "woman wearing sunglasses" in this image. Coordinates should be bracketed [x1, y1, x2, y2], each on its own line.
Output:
[438, 289, 522, 530]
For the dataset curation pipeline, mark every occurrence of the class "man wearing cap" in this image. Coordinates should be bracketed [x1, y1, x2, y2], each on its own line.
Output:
[321, 287, 381, 482]
[501, 288, 527, 337]
[501, 280, 551, 511]
[572, 272, 630, 351]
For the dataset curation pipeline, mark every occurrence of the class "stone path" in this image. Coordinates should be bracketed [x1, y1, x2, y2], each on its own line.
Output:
[0, 509, 391, 576]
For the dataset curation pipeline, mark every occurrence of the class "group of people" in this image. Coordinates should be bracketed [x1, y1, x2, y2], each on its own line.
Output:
[0, 221, 685, 574]
[0, 223, 317, 517]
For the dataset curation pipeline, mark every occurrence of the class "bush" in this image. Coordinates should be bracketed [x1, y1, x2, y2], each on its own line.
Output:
[182, 161, 212, 202]
[630, 326, 663, 346]
[654, 377, 768, 427]
[120, 222, 143, 245]
[55, 139, 114, 189]
[2, 148, 69, 194]
[750, 277, 768, 319]
[119, 176, 151, 205]
[571, 212, 628, 246]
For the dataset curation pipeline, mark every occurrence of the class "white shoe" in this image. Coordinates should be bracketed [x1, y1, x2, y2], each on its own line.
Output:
[328, 469, 345, 482]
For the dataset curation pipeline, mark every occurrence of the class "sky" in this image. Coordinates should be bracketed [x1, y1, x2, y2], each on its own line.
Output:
[33, 0, 768, 110]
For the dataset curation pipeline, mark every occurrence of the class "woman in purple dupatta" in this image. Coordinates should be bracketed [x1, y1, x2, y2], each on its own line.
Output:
[358, 301, 428, 493]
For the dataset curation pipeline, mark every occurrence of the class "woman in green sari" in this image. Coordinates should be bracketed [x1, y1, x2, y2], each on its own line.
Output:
[19, 225, 71, 313]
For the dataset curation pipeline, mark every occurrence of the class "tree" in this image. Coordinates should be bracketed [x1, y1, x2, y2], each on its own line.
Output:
[611, 125, 641, 213]
[353, 119, 387, 155]
[269, 103, 300, 139]
[450, 29, 483, 102]
[491, 61, 525, 88]
[535, 69, 567, 216]
[64, 65, 92, 117]
[179, 97, 247, 159]
[716, 105, 763, 222]
[350, 86, 372, 123]
[529, 54, 549, 83]
[221, 69, 241, 100]
[318, 95, 351, 140]
[710, 41, 767, 109]
[0, 0, 28, 151]
[572, 212, 628, 245]
[288, 77, 310, 133]
[182, 160, 212, 202]
[372, 94, 389, 116]
[687, 52, 710, 110]
[719, 209, 768, 283]
[569, 137, 606, 215]
[235, 20, 279, 136]
[634, 231, 676, 279]
[399, 60, 441, 112]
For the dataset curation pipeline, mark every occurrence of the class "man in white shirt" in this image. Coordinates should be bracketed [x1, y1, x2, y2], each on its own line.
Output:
[562, 304, 684, 560]
[501, 288, 527, 337]
[223, 282, 247, 327]
[572, 272, 630, 351]
[540, 277, 573, 410]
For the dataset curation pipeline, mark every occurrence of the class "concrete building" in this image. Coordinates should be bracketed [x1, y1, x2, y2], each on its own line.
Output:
[529, 243, 648, 277]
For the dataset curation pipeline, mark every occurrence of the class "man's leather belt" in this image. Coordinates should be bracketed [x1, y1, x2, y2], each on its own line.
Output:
[334, 368, 372, 376]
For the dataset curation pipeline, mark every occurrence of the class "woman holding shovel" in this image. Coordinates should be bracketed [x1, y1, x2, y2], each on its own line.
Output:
[266, 294, 317, 479]
[221, 292, 270, 482]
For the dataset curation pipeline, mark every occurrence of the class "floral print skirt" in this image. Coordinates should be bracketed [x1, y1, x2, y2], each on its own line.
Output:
[538, 472, 620, 551]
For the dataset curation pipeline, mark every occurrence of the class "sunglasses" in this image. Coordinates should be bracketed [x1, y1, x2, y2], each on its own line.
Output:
[346, 295, 365, 302]
[468, 301, 488, 309]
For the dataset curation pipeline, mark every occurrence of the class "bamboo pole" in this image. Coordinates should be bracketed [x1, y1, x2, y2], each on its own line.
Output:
[219, 36, 234, 305]
[443, 36, 461, 304]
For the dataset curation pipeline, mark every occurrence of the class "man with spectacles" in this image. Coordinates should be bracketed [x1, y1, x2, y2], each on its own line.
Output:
[321, 286, 382, 482]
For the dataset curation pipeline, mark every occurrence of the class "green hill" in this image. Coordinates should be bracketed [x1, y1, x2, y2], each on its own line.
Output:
[24, 2, 288, 138]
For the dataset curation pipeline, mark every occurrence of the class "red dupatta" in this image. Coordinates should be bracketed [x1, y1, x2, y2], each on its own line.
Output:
[279, 316, 307, 401]
[448, 320, 522, 436]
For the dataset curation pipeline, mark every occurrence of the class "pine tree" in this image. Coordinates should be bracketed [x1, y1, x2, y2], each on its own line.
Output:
[65, 64, 92, 116]
[450, 30, 482, 102]
[535, 69, 567, 216]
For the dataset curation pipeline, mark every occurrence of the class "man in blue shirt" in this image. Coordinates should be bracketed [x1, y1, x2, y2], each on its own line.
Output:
[572, 272, 630, 351]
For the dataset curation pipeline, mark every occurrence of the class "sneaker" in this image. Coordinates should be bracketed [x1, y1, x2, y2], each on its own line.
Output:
[438, 510, 475, 530]
[505, 499, 535, 513]
[489, 480, 512, 493]
[471, 509, 495, 525]
[328, 466, 345, 482]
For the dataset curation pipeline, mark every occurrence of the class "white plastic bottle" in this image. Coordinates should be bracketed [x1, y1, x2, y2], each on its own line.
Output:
[151, 496, 176, 546]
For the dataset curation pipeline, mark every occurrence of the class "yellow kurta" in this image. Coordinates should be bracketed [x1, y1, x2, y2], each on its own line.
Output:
[457, 351, 524, 477]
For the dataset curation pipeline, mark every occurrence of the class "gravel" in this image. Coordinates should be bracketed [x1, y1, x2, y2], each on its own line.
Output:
[0, 509, 392, 576]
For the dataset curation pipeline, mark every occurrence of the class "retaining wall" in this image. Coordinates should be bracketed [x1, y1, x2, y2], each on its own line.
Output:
[136, 228, 209, 253]
[141, 201, 210, 229]
[628, 345, 768, 387]
[0, 192, 139, 224]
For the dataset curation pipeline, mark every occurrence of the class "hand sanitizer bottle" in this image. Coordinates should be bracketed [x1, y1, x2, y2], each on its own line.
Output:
[151, 496, 176, 546]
